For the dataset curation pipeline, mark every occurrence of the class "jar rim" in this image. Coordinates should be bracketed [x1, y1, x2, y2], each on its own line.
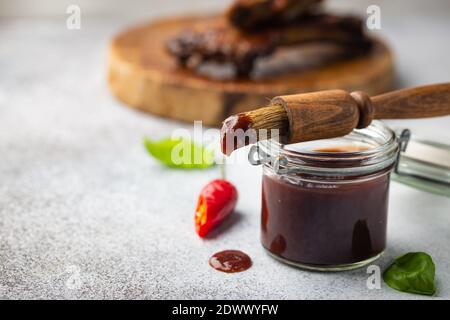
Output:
[258, 121, 399, 177]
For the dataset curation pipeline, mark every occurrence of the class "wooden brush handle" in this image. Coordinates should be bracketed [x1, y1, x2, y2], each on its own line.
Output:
[371, 83, 450, 118]
[271, 83, 450, 143]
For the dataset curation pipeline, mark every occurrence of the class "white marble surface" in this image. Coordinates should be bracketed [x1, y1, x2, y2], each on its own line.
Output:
[0, 1, 449, 299]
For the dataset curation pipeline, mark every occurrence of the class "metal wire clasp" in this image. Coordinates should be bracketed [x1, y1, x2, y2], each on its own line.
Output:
[248, 145, 289, 174]
[394, 129, 411, 174]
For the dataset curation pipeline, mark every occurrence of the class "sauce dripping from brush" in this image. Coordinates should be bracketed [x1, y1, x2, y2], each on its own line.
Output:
[221, 114, 253, 156]
[221, 105, 288, 156]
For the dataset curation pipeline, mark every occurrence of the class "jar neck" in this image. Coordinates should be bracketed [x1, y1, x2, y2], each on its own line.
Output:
[257, 121, 399, 178]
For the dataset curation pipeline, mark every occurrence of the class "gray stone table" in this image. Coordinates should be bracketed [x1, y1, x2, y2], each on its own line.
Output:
[0, 0, 449, 299]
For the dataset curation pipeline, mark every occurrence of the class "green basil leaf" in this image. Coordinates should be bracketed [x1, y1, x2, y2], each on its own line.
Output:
[383, 252, 436, 296]
[144, 137, 215, 169]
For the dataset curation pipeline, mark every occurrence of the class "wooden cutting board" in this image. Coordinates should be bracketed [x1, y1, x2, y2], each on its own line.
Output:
[108, 15, 394, 126]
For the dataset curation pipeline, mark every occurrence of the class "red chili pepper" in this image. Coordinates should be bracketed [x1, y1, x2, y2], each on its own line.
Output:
[195, 179, 238, 237]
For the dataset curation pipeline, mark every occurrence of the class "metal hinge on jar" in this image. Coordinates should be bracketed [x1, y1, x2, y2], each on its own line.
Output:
[393, 128, 450, 196]
[248, 145, 289, 175]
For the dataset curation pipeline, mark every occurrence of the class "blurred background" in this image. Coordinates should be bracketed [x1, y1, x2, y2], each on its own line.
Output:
[1, 0, 449, 138]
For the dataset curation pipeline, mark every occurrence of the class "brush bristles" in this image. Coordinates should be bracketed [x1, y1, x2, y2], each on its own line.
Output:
[220, 104, 290, 155]
[247, 104, 289, 135]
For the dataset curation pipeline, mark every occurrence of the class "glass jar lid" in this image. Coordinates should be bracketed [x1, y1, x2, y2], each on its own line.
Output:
[255, 121, 399, 177]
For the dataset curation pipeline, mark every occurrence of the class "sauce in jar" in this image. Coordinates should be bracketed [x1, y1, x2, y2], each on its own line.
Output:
[261, 163, 390, 267]
[256, 122, 399, 271]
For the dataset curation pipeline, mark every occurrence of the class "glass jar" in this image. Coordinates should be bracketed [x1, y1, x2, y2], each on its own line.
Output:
[254, 121, 399, 271]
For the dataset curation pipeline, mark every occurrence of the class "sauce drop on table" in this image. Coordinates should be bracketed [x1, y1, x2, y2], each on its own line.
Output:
[209, 250, 252, 273]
